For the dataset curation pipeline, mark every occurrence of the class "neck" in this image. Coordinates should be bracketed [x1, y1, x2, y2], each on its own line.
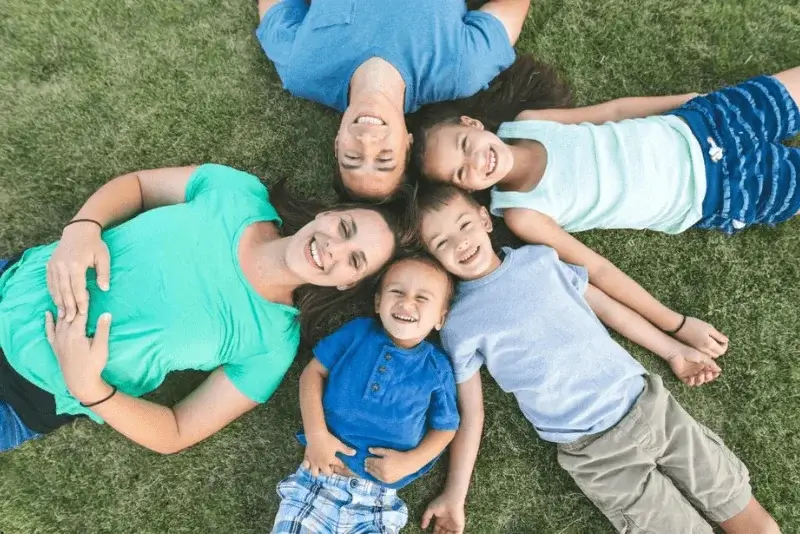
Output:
[388, 333, 425, 350]
[349, 58, 406, 110]
[498, 142, 547, 192]
[248, 234, 305, 305]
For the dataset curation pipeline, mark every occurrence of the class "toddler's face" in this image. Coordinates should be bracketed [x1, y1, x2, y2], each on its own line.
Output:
[420, 194, 498, 281]
[376, 258, 450, 348]
[422, 117, 514, 191]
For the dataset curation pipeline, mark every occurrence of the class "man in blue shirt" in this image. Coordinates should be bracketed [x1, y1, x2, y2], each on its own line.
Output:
[256, 0, 529, 200]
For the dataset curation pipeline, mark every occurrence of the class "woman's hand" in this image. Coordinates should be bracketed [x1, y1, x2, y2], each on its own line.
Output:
[45, 311, 113, 403]
[674, 316, 729, 358]
[47, 221, 111, 321]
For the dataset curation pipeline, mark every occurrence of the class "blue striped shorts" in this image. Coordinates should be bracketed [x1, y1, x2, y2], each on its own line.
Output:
[271, 466, 408, 534]
[670, 75, 800, 233]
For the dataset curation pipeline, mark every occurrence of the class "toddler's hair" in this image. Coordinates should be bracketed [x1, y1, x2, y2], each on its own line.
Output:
[379, 253, 457, 308]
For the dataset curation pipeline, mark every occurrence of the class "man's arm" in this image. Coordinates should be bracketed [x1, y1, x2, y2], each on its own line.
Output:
[479, 0, 531, 45]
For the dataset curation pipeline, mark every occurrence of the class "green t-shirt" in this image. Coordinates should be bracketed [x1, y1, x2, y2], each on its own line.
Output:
[0, 164, 300, 422]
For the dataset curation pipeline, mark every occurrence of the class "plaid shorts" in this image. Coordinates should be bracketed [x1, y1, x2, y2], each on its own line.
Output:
[271, 466, 408, 534]
[670, 75, 800, 233]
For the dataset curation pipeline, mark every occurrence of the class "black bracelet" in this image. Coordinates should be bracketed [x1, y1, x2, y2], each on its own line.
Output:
[664, 315, 687, 335]
[79, 386, 118, 408]
[64, 218, 103, 231]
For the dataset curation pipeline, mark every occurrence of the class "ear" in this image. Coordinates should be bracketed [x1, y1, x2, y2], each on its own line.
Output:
[460, 116, 484, 131]
[478, 206, 493, 233]
[406, 132, 413, 148]
[337, 282, 356, 291]
[434, 309, 449, 331]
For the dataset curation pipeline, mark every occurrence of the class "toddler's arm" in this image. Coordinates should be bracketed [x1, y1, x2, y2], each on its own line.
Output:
[504, 208, 728, 358]
[299, 358, 356, 476]
[584, 283, 721, 386]
[364, 429, 456, 485]
[515, 92, 698, 124]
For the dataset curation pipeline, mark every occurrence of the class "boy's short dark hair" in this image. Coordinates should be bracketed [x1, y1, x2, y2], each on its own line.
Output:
[416, 183, 482, 217]
[379, 252, 456, 308]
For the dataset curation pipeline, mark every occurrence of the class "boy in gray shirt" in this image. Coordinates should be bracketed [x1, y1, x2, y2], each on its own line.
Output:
[416, 185, 779, 534]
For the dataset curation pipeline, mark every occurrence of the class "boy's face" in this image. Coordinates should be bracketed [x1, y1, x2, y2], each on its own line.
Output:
[422, 117, 514, 192]
[375, 258, 450, 348]
[420, 194, 499, 281]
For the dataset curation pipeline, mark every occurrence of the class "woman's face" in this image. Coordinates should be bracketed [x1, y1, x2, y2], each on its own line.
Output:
[422, 117, 514, 192]
[285, 208, 396, 289]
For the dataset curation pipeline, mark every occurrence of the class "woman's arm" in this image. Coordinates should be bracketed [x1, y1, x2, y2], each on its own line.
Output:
[515, 93, 698, 124]
[504, 208, 728, 357]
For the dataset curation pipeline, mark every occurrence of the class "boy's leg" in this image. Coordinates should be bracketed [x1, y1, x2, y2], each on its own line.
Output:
[271, 467, 344, 534]
[0, 400, 41, 453]
[649, 379, 779, 533]
[557, 378, 714, 533]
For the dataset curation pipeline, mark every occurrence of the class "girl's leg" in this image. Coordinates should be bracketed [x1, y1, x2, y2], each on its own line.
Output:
[773, 66, 800, 113]
[0, 400, 41, 452]
[719, 497, 780, 534]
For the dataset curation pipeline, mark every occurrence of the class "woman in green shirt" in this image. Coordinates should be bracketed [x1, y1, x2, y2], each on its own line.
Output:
[0, 163, 406, 454]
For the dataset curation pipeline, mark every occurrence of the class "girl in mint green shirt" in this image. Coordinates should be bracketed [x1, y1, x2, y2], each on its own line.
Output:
[0, 164, 405, 453]
[411, 65, 800, 373]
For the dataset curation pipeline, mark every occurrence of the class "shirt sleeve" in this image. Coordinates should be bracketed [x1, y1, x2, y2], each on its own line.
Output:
[558, 260, 589, 295]
[440, 325, 485, 384]
[255, 0, 309, 83]
[224, 336, 299, 403]
[427, 351, 461, 431]
[185, 164, 269, 202]
[312, 317, 370, 371]
[458, 10, 516, 98]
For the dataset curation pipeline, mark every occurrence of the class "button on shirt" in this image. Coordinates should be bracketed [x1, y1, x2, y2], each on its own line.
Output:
[441, 246, 646, 444]
[297, 317, 459, 489]
[256, 0, 516, 113]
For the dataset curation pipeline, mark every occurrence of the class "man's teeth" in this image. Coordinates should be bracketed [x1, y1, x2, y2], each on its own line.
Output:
[459, 247, 479, 264]
[392, 313, 417, 323]
[310, 239, 322, 269]
[356, 115, 385, 125]
[488, 148, 497, 174]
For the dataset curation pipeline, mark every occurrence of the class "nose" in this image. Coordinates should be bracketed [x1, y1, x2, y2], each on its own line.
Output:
[326, 236, 355, 263]
[456, 236, 470, 252]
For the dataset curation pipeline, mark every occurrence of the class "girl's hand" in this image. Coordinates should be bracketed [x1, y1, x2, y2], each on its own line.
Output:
[302, 431, 356, 477]
[421, 492, 466, 534]
[364, 447, 418, 485]
[668, 347, 721, 387]
[45, 311, 113, 403]
[674, 317, 729, 358]
[47, 222, 111, 321]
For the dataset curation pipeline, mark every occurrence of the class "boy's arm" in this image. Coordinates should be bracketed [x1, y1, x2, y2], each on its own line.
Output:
[421, 373, 484, 534]
[516, 92, 698, 124]
[365, 429, 457, 484]
[299, 358, 356, 476]
[584, 284, 722, 386]
[479, 0, 531, 45]
[504, 208, 728, 358]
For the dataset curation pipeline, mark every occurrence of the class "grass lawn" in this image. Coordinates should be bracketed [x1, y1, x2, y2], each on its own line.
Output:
[1, 1, 799, 532]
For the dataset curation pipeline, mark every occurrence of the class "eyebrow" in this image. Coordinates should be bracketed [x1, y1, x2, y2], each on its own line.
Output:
[349, 215, 358, 237]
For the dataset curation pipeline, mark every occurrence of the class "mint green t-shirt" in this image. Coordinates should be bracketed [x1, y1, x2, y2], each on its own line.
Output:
[0, 164, 300, 422]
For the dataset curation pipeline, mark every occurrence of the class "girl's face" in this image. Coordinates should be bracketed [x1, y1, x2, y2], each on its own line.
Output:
[285, 208, 396, 289]
[422, 117, 515, 191]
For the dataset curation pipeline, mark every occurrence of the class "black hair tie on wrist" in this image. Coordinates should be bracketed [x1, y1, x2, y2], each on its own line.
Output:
[664, 315, 687, 335]
[79, 386, 118, 408]
[64, 218, 103, 231]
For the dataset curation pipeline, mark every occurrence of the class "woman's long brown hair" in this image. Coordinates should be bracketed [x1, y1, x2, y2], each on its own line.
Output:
[268, 179, 417, 347]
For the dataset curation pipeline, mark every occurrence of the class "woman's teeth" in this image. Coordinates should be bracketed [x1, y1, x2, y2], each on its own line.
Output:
[356, 115, 385, 125]
[459, 247, 479, 264]
[310, 239, 323, 269]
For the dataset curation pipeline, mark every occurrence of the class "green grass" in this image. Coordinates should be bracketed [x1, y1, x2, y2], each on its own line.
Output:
[1, 1, 799, 532]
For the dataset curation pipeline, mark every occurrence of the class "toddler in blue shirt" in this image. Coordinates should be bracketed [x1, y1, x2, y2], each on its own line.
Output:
[272, 256, 459, 534]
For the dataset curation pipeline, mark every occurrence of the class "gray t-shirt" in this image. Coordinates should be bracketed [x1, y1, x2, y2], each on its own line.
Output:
[441, 245, 646, 444]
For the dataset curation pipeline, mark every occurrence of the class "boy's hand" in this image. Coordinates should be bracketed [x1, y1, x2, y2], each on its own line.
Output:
[669, 347, 721, 387]
[674, 317, 729, 358]
[421, 492, 466, 534]
[364, 447, 419, 484]
[303, 431, 356, 477]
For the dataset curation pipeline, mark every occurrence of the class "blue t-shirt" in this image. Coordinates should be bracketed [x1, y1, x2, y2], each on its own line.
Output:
[298, 317, 460, 489]
[256, 0, 515, 113]
[441, 246, 646, 444]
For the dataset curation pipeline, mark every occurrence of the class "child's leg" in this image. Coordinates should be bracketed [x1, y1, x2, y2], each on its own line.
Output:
[0, 400, 41, 453]
[271, 466, 343, 534]
[719, 498, 780, 534]
[773, 66, 800, 130]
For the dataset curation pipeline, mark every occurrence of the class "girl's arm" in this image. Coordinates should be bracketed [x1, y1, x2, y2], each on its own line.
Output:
[584, 283, 721, 386]
[516, 92, 698, 124]
[299, 359, 356, 476]
[420, 373, 484, 533]
[504, 208, 728, 357]
[48, 166, 197, 320]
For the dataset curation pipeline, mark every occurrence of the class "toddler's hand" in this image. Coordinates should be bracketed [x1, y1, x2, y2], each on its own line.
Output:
[303, 431, 355, 477]
[674, 316, 729, 358]
[669, 346, 721, 387]
[364, 447, 418, 485]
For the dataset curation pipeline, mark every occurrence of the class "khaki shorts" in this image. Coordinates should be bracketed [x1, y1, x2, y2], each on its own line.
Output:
[557, 375, 751, 533]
